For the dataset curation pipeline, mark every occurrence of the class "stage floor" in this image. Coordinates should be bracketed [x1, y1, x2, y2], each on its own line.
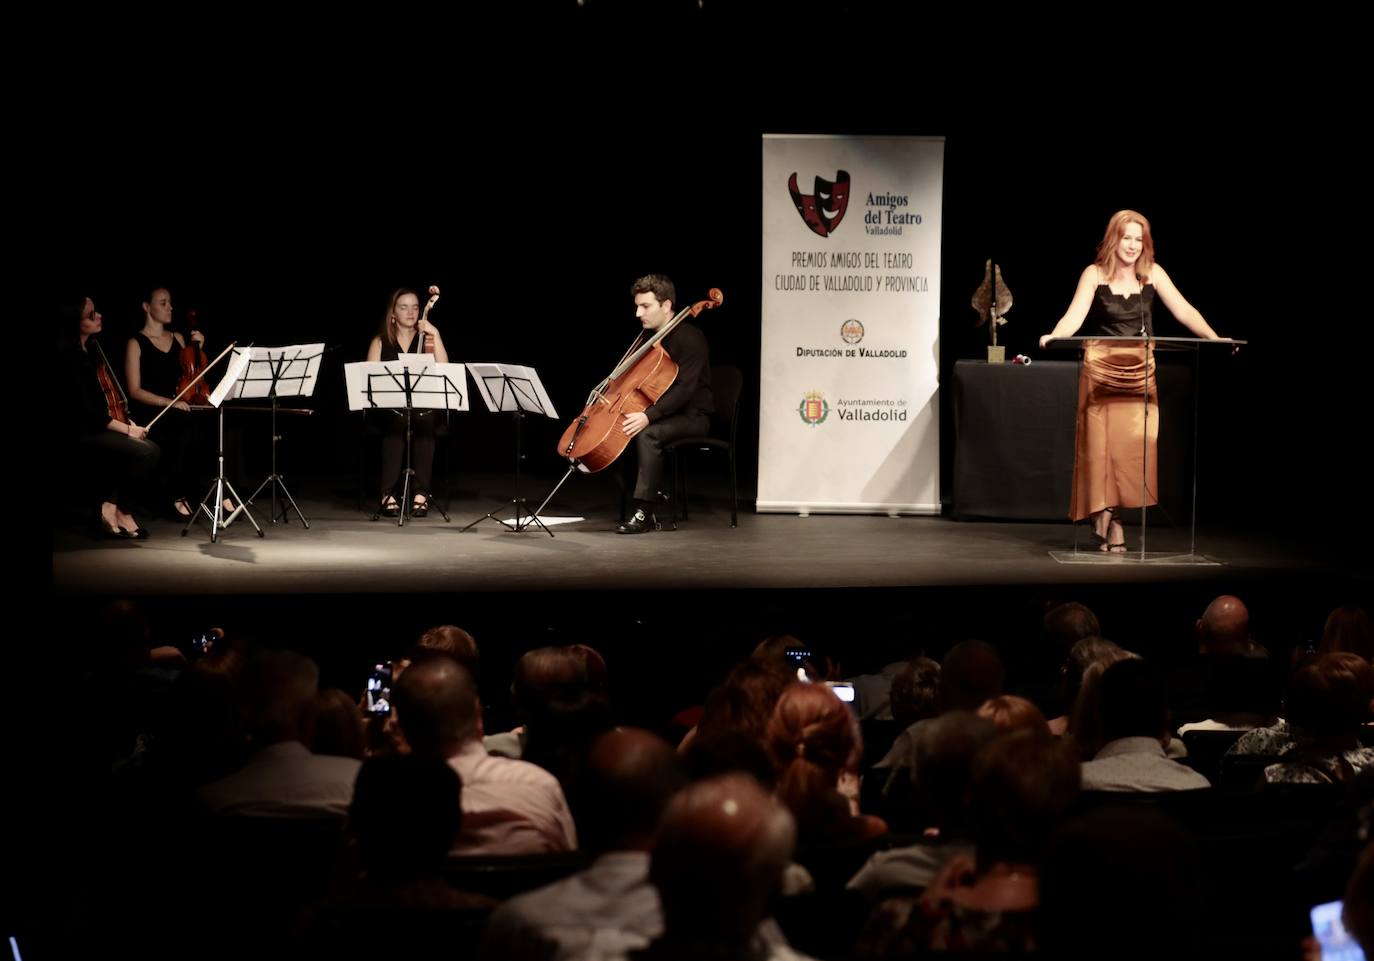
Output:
[51, 475, 1364, 597]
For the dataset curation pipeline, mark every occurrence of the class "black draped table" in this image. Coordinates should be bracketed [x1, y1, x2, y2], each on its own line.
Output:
[951, 359, 1191, 521]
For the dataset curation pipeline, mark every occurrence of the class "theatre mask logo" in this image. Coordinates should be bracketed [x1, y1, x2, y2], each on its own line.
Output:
[798, 391, 830, 426]
[788, 170, 851, 238]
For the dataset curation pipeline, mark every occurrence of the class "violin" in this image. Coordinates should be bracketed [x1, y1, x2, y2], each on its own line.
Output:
[556, 288, 723, 473]
[89, 337, 130, 425]
[176, 308, 212, 405]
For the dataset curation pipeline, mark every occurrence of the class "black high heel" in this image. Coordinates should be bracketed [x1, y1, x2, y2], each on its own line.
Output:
[119, 512, 149, 539]
[380, 494, 400, 518]
[411, 493, 429, 518]
[96, 516, 130, 539]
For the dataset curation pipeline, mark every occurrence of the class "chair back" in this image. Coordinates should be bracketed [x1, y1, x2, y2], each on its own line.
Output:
[709, 365, 743, 441]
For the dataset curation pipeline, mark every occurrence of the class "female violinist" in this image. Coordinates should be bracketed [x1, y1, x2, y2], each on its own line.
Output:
[177, 308, 212, 406]
[61, 296, 159, 538]
[125, 287, 222, 518]
[366, 286, 448, 518]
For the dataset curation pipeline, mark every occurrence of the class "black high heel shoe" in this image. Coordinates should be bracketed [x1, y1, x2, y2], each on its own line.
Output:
[411, 493, 429, 518]
[380, 494, 400, 518]
[96, 514, 130, 539]
[119, 513, 149, 539]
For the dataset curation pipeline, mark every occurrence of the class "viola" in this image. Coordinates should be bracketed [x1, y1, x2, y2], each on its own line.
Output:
[176, 308, 212, 405]
[556, 288, 723, 473]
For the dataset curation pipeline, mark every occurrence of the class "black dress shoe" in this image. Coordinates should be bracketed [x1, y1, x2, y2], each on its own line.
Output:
[616, 507, 658, 534]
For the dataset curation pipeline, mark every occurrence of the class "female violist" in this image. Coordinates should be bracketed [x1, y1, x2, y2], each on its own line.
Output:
[366, 287, 448, 518]
[125, 286, 225, 518]
[61, 295, 159, 538]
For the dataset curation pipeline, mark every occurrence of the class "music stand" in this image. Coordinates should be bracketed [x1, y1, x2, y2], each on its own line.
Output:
[1044, 335, 1245, 565]
[344, 358, 468, 527]
[183, 347, 264, 543]
[223, 344, 325, 528]
[460, 363, 562, 536]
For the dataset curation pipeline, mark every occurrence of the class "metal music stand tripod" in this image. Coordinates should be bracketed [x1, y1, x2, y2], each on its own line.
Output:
[344, 358, 469, 527]
[182, 346, 264, 543]
[231, 344, 325, 528]
[460, 363, 561, 536]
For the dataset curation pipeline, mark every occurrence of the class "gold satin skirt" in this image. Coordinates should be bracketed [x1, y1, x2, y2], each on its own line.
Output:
[1069, 342, 1158, 522]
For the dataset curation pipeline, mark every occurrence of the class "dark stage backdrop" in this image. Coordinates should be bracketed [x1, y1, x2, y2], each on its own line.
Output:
[32, 26, 1361, 537]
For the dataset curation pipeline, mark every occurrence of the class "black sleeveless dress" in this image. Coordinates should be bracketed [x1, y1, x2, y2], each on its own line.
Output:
[375, 332, 438, 498]
[123, 330, 206, 504]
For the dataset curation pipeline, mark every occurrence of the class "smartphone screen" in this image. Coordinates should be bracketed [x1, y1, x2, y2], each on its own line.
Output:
[784, 647, 812, 682]
[1311, 900, 1365, 961]
[826, 681, 856, 703]
[365, 662, 393, 716]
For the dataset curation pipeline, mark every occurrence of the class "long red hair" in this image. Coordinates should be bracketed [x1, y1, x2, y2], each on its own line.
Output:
[1094, 209, 1155, 281]
[767, 682, 860, 830]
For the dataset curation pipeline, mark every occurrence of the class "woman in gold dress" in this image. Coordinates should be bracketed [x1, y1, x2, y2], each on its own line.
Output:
[1040, 211, 1225, 552]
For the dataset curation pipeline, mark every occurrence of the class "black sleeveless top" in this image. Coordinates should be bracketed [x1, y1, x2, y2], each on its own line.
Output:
[1083, 284, 1154, 338]
[379, 334, 423, 362]
[132, 331, 182, 400]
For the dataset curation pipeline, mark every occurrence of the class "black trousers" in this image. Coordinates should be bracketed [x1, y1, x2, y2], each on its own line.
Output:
[379, 409, 436, 498]
[632, 409, 709, 502]
[73, 430, 160, 512]
[134, 404, 208, 505]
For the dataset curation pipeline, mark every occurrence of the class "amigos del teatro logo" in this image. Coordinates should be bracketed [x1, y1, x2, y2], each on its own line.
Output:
[788, 170, 850, 238]
[798, 391, 830, 426]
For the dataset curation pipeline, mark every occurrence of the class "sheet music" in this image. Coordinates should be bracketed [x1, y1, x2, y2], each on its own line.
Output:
[221, 344, 326, 401]
[467, 362, 559, 418]
[343, 360, 469, 412]
[209, 347, 254, 407]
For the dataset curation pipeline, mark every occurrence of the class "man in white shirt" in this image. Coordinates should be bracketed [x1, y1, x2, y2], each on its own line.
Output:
[481, 727, 685, 960]
[393, 654, 577, 854]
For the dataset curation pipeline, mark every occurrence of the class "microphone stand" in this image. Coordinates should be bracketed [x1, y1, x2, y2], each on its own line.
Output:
[1137, 276, 1151, 558]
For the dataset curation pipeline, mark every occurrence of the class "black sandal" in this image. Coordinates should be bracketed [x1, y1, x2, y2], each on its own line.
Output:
[380, 494, 400, 518]
[411, 493, 429, 518]
[1097, 507, 1126, 553]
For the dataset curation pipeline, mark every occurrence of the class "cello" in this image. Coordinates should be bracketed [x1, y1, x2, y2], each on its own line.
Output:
[555, 287, 724, 472]
[418, 285, 440, 353]
[175, 308, 213, 406]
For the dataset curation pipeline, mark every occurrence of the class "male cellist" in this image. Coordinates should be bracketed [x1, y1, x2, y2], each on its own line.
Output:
[616, 274, 713, 534]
